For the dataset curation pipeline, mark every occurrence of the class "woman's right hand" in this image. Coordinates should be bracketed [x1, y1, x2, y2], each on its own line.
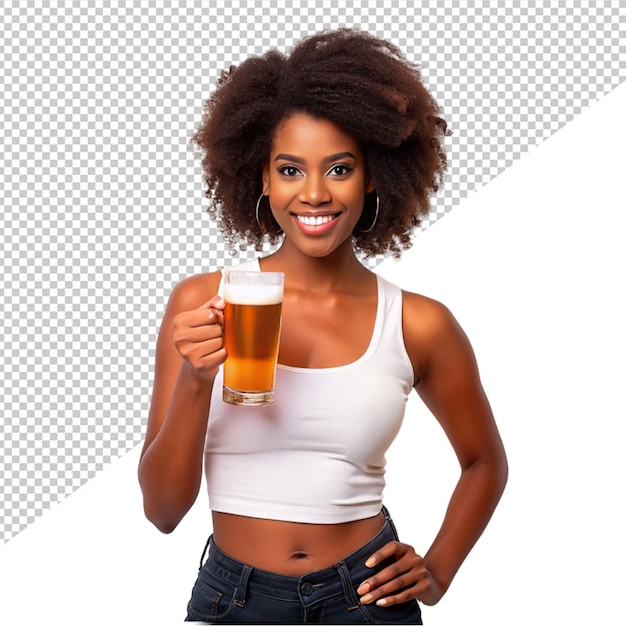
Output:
[171, 294, 227, 382]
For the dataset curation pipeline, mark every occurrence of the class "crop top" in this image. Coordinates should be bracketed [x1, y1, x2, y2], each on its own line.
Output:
[204, 259, 415, 524]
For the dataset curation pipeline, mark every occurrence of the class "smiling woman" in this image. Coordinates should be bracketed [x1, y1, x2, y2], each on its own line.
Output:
[138, 28, 507, 625]
[261, 114, 375, 258]
[190, 28, 448, 258]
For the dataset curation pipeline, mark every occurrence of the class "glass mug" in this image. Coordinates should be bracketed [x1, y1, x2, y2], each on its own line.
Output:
[222, 270, 284, 406]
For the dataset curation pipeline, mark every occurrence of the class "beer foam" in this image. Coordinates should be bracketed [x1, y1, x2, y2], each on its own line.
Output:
[223, 284, 283, 305]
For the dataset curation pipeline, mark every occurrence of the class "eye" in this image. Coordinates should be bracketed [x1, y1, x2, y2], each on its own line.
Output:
[326, 163, 353, 177]
[278, 165, 303, 177]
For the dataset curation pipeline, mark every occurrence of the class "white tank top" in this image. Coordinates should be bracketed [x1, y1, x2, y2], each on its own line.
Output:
[204, 259, 415, 524]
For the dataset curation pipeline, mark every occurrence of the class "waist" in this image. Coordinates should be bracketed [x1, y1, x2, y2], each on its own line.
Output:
[211, 508, 387, 575]
[206, 507, 398, 589]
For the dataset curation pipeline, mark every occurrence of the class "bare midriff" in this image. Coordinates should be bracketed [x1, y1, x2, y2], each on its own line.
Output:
[211, 510, 385, 575]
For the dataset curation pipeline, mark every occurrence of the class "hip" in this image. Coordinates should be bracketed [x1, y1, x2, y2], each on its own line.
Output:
[186, 507, 422, 624]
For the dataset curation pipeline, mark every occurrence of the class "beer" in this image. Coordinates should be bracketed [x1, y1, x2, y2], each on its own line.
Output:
[222, 271, 284, 406]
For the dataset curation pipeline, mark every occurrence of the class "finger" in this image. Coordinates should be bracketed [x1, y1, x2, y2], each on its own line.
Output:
[359, 568, 428, 607]
[363, 541, 401, 569]
[358, 562, 417, 602]
[177, 324, 224, 344]
[210, 307, 224, 327]
[174, 322, 225, 359]
[374, 566, 435, 607]
[196, 346, 228, 368]
[369, 582, 424, 607]
[173, 314, 224, 339]
[202, 304, 224, 327]
[359, 566, 422, 602]
[182, 340, 228, 371]
[174, 307, 223, 330]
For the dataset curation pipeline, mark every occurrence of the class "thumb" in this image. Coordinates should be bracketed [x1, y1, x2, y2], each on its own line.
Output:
[201, 294, 225, 310]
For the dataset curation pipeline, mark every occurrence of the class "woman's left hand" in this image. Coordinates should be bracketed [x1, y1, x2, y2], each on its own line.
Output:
[357, 541, 445, 607]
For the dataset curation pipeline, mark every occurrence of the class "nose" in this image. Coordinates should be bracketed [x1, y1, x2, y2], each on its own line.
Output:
[299, 173, 331, 206]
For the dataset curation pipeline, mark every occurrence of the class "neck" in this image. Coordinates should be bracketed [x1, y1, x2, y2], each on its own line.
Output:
[260, 240, 371, 294]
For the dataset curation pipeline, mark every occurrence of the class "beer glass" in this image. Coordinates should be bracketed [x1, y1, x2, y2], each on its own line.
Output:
[222, 270, 284, 406]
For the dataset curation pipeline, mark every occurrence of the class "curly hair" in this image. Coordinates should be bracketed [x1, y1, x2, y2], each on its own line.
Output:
[192, 28, 449, 257]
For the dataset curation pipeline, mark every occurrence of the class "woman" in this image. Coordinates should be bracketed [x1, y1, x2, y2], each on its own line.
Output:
[139, 29, 508, 624]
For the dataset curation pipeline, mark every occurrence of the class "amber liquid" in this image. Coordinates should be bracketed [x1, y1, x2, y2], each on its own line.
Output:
[223, 302, 283, 394]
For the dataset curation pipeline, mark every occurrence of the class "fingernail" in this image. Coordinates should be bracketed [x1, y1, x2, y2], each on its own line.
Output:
[357, 582, 370, 594]
[365, 556, 376, 567]
[360, 594, 373, 604]
[376, 598, 388, 607]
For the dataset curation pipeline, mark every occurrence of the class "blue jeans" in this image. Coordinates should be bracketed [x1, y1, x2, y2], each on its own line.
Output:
[185, 507, 422, 624]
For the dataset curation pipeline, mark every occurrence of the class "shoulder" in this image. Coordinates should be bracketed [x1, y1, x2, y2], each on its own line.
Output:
[401, 290, 475, 385]
[402, 290, 458, 341]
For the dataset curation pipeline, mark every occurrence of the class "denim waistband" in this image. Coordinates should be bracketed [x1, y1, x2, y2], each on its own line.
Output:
[202, 507, 398, 604]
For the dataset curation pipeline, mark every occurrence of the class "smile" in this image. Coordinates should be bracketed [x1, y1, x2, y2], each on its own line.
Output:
[295, 214, 339, 226]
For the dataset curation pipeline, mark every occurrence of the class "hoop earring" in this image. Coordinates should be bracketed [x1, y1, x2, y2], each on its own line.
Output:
[359, 191, 379, 233]
[255, 194, 282, 236]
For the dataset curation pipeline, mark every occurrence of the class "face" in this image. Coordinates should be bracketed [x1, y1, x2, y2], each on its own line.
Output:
[262, 113, 374, 259]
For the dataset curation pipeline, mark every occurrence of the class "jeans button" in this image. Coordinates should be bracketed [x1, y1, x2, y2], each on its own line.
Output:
[301, 582, 313, 596]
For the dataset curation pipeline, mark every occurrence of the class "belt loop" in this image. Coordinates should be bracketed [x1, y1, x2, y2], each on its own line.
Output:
[382, 506, 400, 540]
[233, 564, 253, 608]
[198, 535, 212, 572]
[335, 561, 361, 611]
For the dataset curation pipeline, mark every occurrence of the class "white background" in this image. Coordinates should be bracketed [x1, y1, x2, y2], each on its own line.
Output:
[1, 81, 624, 625]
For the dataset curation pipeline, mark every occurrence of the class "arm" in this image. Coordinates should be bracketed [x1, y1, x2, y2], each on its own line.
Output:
[359, 294, 508, 606]
[138, 272, 226, 533]
[415, 300, 508, 601]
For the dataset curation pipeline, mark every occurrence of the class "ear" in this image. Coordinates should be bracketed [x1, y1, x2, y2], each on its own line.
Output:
[262, 163, 270, 194]
[365, 176, 375, 194]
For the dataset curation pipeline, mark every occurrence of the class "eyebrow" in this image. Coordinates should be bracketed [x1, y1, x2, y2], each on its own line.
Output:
[274, 151, 357, 164]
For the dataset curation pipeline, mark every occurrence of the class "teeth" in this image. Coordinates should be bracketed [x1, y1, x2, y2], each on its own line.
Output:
[297, 214, 335, 226]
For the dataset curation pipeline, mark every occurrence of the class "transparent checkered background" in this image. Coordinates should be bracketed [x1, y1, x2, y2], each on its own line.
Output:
[1, 0, 624, 544]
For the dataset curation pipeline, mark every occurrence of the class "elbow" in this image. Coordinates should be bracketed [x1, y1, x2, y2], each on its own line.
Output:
[151, 517, 179, 535]
[486, 432, 509, 494]
[484, 442, 508, 499]
[497, 444, 509, 494]
[142, 499, 184, 534]
[464, 445, 509, 500]
[156, 523, 177, 535]
[137, 455, 202, 534]
[138, 473, 188, 534]
[487, 446, 509, 506]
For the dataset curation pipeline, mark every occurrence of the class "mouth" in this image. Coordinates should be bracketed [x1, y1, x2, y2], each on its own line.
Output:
[294, 213, 341, 227]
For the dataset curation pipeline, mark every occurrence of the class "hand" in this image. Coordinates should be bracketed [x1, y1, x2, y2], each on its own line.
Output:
[357, 541, 445, 607]
[171, 295, 227, 381]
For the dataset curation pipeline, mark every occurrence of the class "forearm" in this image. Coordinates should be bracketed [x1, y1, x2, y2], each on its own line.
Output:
[423, 454, 508, 597]
[139, 364, 214, 532]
